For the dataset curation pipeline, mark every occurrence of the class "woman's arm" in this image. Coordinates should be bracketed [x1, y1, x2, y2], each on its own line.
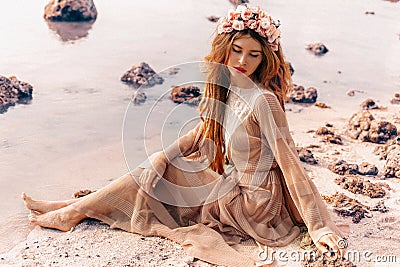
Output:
[252, 92, 346, 252]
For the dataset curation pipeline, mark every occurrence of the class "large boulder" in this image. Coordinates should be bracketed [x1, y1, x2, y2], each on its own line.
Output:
[44, 0, 97, 21]
[0, 75, 33, 113]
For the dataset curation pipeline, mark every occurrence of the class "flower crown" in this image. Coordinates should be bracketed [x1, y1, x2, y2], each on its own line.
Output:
[217, 4, 281, 51]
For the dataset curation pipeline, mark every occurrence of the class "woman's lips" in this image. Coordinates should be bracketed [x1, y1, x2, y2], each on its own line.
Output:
[233, 67, 247, 73]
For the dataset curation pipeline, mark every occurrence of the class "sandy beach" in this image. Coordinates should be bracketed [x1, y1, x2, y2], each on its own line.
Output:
[1, 0, 400, 266]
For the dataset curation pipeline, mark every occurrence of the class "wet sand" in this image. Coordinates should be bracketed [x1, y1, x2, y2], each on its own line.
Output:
[1, 0, 400, 265]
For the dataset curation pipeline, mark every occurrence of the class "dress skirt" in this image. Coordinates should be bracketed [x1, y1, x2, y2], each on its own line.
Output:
[71, 162, 301, 267]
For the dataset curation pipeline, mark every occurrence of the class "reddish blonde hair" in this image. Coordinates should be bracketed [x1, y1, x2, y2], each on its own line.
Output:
[198, 29, 293, 174]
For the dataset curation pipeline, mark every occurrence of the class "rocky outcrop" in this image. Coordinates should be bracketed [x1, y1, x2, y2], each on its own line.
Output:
[334, 176, 388, 198]
[347, 110, 397, 144]
[305, 42, 329, 56]
[328, 159, 378, 176]
[121, 62, 164, 88]
[289, 85, 318, 103]
[384, 145, 400, 178]
[0, 75, 33, 113]
[170, 86, 202, 105]
[44, 0, 97, 21]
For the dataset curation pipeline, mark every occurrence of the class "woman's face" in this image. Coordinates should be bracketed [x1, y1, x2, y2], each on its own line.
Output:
[227, 35, 263, 80]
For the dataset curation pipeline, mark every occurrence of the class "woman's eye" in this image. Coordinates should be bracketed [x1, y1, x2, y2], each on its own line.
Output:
[232, 48, 241, 53]
[250, 54, 259, 58]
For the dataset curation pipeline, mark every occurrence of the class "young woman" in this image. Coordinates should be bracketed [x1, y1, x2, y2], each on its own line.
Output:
[22, 5, 346, 266]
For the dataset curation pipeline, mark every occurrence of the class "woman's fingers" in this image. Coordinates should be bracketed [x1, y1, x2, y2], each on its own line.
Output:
[316, 233, 346, 259]
[138, 169, 160, 193]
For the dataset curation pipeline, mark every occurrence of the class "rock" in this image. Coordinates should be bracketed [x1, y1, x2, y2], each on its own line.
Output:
[328, 160, 359, 175]
[315, 125, 343, 145]
[334, 176, 386, 198]
[384, 145, 400, 178]
[121, 62, 164, 88]
[368, 120, 397, 144]
[229, 0, 249, 6]
[361, 98, 379, 110]
[170, 85, 202, 105]
[289, 85, 318, 103]
[0, 75, 33, 113]
[390, 93, 400, 104]
[313, 102, 330, 108]
[347, 110, 397, 144]
[287, 62, 295, 76]
[358, 162, 379, 176]
[373, 137, 400, 160]
[322, 192, 370, 224]
[207, 16, 219, 22]
[371, 200, 389, 213]
[305, 42, 329, 56]
[132, 91, 147, 104]
[73, 189, 94, 198]
[346, 89, 366, 97]
[365, 11, 375, 15]
[297, 147, 318, 164]
[44, 0, 97, 21]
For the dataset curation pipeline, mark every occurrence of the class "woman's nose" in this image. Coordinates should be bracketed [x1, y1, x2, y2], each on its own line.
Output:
[238, 54, 247, 65]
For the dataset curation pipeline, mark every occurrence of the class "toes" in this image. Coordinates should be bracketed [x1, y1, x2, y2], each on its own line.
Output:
[28, 214, 37, 223]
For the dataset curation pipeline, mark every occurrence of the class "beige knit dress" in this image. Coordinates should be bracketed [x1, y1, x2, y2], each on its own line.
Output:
[71, 85, 345, 267]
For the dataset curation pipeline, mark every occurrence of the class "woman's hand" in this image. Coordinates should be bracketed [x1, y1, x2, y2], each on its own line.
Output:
[315, 233, 346, 259]
[138, 151, 167, 193]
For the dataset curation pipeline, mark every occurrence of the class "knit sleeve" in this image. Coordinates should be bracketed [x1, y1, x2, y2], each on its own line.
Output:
[252, 92, 345, 243]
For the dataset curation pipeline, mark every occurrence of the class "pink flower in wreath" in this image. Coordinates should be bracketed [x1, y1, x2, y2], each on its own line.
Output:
[241, 9, 252, 20]
[246, 19, 258, 30]
[232, 20, 245, 31]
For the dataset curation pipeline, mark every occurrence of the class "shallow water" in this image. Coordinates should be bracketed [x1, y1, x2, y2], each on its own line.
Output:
[0, 0, 399, 253]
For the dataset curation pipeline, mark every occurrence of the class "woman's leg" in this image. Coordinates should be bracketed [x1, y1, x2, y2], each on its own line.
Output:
[21, 192, 80, 214]
[28, 204, 88, 232]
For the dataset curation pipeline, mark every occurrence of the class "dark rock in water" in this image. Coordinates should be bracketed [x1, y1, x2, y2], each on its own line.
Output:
[365, 11, 375, 15]
[358, 162, 379, 176]
[132, 91, 147, 104]
[73, 189, 94, 198]
[334, 175, 386, 198]
[297, 147, 318, 164]
[305, 42, 329, 56]
[322, 192, 371, 224]
[347, 110, 397, 144]
[390, 93, 400, 104]
[384, 145, 400, 178]
[44, 0, 97, 21]
[361, 98, 380, 110]
[229, 0, 249, 7]
[0, 75, 33, 114]
[329, 160, 359, 175]
[171, 85, 202, 105]
[207, 16, 220, 22]
[289, 85, 318, 103]
[287, 62, 294, 76]
[121, 62, 164, 88]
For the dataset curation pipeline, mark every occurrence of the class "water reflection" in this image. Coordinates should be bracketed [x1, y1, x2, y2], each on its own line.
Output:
[45, 20, 95, 42]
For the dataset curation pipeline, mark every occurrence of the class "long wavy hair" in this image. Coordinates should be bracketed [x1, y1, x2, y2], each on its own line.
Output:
[198, 29, 293, 174]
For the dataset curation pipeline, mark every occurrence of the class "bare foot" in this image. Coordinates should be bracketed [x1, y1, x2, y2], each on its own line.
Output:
[21, 192, 71, 214]
[28, 206, 86, 232]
